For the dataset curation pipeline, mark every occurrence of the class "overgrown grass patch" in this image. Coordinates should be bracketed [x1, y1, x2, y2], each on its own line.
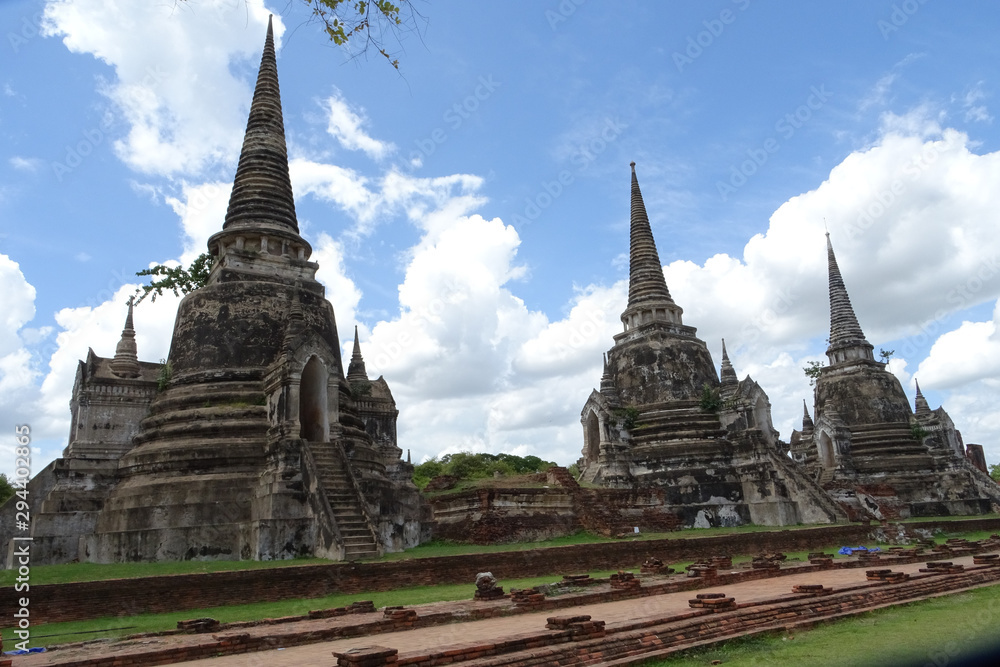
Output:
[0, 556, 332, 587]
[635, 583, 1000, 667]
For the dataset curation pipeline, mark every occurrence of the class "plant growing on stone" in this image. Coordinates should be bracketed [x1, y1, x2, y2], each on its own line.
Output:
[156, 359, 173, 392]
[613, 406, 640, 430]
[879, 348, 895, 365]
[134, 253, 213, 304]
[803, 360, 824, 386]
[699, 384, 722, 413]
[910, 423, 929, 441]
[350, 380, 372, 398]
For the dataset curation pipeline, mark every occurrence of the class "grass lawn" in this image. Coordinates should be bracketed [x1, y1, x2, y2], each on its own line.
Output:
[635, 583, 1000, 667]
[4, 518, 995, 587]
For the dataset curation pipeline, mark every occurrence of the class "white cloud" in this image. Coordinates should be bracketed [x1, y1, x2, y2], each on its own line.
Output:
[9, 156, 43, 172]
[0, 254, 44, 475]
[164, 181, 232, 263]
[42, 0, 277, 177]
[916, 300, 1000, 390]
[323, 90, 395, 160]
[37, 285, 180, 445]
[312, 232, 363, 348]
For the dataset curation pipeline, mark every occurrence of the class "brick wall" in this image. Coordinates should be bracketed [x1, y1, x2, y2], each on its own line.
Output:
[5, 518, 999, 625]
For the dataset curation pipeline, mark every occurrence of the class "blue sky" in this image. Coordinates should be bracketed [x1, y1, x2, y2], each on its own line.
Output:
[3, 0, 1000, 477]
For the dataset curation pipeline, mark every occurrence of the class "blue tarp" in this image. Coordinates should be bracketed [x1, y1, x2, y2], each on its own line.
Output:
[838, 545, 882, 555]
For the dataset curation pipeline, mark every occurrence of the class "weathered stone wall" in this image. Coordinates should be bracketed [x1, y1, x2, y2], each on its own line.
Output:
[815, 363, 912, 426]
[608, 329, 719, 406]
[9, 518, 1000, 624]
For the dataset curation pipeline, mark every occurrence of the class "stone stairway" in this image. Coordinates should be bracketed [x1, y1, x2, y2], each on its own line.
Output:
[763, 450, 848, 522]
[309, 444, 379, 560]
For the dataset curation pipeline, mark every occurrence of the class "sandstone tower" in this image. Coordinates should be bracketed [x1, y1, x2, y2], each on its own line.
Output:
[789, 234, 1000, 519]
[579, 163, 842, 527]
[14, 18, 425, 565]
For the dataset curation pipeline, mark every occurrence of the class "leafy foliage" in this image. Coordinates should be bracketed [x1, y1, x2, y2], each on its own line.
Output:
[910, 423, 929, 441]
[989, 463, 1000, 482]
[612, 405, 640, 430]
[412, 452, 554, 490]
[156, 359, 173, 392]
[0, 473, 14, 506]
[699, 383, 722, 413]
[134, 253, 213, 305]
[879, 348, 895, 365]
[803, 360, 825, 386]
[310, 0, 418, 70]
[350, 380, 372, 398]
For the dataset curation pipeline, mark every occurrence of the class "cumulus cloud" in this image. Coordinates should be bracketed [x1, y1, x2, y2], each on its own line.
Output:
[916, 300, 1000, 390]
[323, 90, 395, 160]
[42, 0, 276, 176]
[0, 254, 44, 473]
[37, 285, 180, 443]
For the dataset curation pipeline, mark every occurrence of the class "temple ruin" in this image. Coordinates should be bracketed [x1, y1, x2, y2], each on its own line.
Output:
[787, 234, 1000, 519]
[578, 163, 843, 527]
[6, 18, 425, 566]
[580, 167, 999, 524]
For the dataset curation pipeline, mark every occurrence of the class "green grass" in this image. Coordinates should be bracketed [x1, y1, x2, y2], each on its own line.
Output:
[5, 518, 993, 587]
[635, 583, 1000, 667]
[0, 569, 625, 648]
[0, 557, 333, 587]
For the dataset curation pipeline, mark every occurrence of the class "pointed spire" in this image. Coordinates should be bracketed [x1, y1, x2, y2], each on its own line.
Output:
[219, 15, 302, 239]
[347, 325, 369, 382]
[825, 233, 874, 365]
[626, 162, 674, 307]
[599, 353, 621, 406]
[801, 399, 814, 435]
[914, 378, 932, 418]
[110, 298, 141, 378]
[720, 338, 738, 391]
[620, 163, 684, 330]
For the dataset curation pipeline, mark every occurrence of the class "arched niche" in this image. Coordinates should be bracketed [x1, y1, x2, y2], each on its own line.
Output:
[817, 431, 835, 469]
[300, 356, 329, 443]
[584, 411, 601, 463]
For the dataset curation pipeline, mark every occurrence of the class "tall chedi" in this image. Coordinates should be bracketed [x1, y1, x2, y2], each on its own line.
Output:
[84, 17, 424, 562]
[579, 164, 840, 528]
[790, 234, 999, 519]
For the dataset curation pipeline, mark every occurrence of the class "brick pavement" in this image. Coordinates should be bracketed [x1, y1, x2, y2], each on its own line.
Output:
[14, 547, 1000, 667]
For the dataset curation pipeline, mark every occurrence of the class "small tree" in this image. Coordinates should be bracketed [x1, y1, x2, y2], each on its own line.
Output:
[803, 360, 824, 387]
[134, 253, 213, 305]
[0, 473, 14, 506]
[990, 463, 1000, 483]
[879, 348, 895, 365]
